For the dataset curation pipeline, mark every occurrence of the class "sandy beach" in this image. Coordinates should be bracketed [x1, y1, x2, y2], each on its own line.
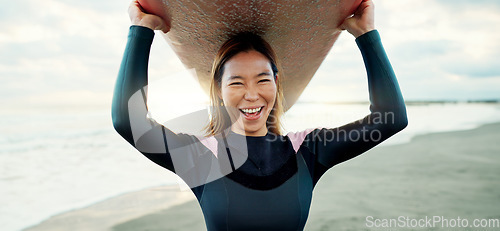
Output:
[24, 122, 500, 231]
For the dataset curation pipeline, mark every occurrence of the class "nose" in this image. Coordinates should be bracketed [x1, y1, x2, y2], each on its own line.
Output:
[244, 85, 259, 102]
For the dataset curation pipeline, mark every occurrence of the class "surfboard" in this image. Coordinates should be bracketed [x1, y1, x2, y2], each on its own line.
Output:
[138, 0, 362, 111]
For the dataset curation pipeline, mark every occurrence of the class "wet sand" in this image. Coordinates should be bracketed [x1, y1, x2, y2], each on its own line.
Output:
[25, 122, 500, 231]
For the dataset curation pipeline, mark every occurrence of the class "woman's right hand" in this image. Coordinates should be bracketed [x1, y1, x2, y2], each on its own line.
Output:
[128, 0, 170, 33]
[340, 0, 375, 38]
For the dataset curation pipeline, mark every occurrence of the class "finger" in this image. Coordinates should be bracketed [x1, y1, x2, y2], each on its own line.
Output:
[339, 16, 354, 30]
[128, 0, 137, 8]
[155, 15, 170, 33]
[129, 0, 145, 13]
[353, 0, 371, 16]
[339, 20, 348, 30]
[151, 17, 169, 33]
[136, 2, 146, 13]
[162, 24, 171, 33]
[128, 1, 141, 15]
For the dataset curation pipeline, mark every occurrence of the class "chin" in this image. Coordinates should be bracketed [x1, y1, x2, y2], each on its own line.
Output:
[239, 122, 260, 131]
[245, 126, 264, 134]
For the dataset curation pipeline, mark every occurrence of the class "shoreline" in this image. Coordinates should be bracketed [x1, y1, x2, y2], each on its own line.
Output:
[22, 185, 195, 231]
[23, 121, 500, 231]
[7, 102, 500, 231]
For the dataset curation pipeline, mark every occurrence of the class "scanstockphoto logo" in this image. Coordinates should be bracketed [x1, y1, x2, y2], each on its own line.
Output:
[365, 216, 500, 229]
[126, 69, 249, 189]
[265, 111, 398, 145]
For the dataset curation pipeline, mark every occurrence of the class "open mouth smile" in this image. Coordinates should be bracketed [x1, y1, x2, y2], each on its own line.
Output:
[239, 106, 264, 120]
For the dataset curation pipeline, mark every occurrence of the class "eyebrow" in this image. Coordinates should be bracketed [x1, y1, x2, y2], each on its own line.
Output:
[228, 72, 272, 81]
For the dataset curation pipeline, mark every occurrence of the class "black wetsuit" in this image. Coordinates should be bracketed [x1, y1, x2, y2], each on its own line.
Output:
[112, 25, 407, 231]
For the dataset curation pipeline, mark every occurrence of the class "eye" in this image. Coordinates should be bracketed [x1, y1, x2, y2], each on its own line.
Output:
[229, 82, 243, 86]
[258, 79, 271, 83]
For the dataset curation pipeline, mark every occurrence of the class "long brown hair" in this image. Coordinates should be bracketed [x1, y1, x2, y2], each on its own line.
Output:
[204, 32, 284, 136]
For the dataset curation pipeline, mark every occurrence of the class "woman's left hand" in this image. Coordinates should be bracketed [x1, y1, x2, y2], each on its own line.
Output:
[340, 0, 375, 38]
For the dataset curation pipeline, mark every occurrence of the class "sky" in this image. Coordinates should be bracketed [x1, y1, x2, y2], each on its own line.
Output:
[1, 0, 500, 111]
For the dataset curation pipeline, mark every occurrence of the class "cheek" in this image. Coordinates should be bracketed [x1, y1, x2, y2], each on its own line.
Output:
[221, 88, 243, 105]
[262, 86, 277, 109]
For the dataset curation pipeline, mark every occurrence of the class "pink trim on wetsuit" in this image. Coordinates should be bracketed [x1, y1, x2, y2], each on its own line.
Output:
[286, 128, 317, 153]
[197, 135, 219, 157]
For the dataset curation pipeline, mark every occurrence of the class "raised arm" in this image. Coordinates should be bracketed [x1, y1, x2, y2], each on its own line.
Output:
[111, 1, 204, 176]
[297, 0, 408, 179]
[112, 24, 173, 164]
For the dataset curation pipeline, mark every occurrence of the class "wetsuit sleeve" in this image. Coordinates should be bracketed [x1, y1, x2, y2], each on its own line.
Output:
[302, 30, 408, 180]
[111, 26, 209, 177]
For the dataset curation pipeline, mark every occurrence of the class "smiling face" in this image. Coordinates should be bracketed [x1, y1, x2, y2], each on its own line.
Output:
[219, 50, 277, 136]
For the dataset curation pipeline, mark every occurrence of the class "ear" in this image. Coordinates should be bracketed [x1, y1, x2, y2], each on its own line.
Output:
[273, 73, 278, 84]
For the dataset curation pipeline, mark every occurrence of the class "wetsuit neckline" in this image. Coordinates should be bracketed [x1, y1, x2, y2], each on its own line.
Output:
[227, 129, 275, 139]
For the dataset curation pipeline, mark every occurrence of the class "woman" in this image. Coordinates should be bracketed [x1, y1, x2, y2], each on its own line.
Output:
[112, 0, 408, 230]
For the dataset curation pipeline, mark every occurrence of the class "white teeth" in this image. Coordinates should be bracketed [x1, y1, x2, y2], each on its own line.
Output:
[241, 107, 262, 113]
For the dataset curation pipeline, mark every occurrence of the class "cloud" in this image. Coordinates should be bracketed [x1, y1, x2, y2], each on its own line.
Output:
[1, 0, 500, 108]
[436, 0, 500, 8]
[392, 40, 455, 60]
[296, 0, 500, 102]
[55, 0, 126, 12]
[0, 0, 134, 103]
[444, 58, 500, 78]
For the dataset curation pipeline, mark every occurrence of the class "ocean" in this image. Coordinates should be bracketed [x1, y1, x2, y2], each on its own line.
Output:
[2, 102, 500, 231]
